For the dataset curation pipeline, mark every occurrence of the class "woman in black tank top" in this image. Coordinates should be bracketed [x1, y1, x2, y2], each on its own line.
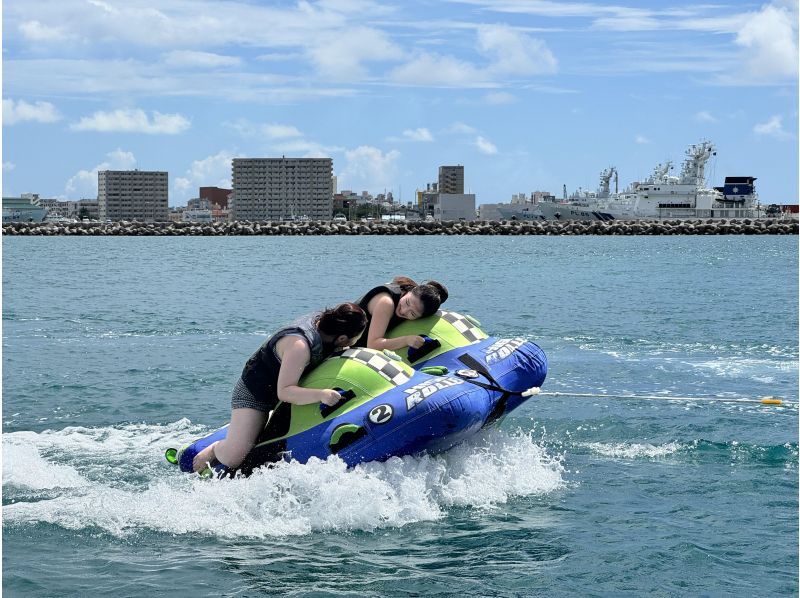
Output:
[355, 276, 448, 351]
[192, 303, 366, 475]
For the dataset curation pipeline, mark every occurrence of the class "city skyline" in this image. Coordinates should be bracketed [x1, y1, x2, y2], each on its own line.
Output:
[2, 0, 798, 206]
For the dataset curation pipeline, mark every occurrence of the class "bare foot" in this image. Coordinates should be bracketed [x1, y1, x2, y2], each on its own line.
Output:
[192, 441, 218, 472]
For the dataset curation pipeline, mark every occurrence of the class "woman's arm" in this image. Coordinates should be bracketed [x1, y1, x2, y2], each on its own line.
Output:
[365, 294, 424, 350]
[275, 336, 342, 405]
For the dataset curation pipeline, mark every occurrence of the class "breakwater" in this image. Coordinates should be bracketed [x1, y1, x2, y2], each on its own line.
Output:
[3, 218, 797, 236]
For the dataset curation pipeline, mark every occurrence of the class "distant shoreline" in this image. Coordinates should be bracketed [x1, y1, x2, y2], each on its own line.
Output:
[3, 219, 798, 236]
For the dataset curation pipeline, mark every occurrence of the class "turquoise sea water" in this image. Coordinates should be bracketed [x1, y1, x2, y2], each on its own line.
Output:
[2, 236, 798, 597]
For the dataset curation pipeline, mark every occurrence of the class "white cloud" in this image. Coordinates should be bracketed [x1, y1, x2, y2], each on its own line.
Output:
[86, 0, 116, 13]
[163, 51, 242, 68]
[388, 128, 434, 142]
[474, 136, 498, 154]
[3, 98, 61, 125]
[390, 52, 486, 86]
[4, 57, 358, 103]
[70, 109, 191, 134]
[735, 3, 798, 82]
[753, 115, 791, 139]
[445, 122, 478, 134]
[18, 20, 69, 42]
[695, 111, 717, 123]
[592, 15, 662, 31]
[340, 145, 400, 189]
[478, 24, 558, 75]
[65, 149, 137, 198]
[268, 139, 344, 157]
[308, 28, 403, 80]
[3, 162, 16, 171]
[262, 124, 304, 139]
[484, 91, 517, 104]
[635, 135, 651, 144]
[391, 25, 556, 86]
[256, 52, 306, 62]
[174, 150, 233, 200]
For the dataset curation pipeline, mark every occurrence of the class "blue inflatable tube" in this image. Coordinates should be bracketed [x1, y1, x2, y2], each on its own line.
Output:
[171, 311, 547, 475]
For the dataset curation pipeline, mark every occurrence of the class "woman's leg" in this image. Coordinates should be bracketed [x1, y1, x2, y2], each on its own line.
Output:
[192, 408, 269, 472]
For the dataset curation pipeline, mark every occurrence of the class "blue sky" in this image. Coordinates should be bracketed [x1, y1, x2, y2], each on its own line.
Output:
[2, 0, 798, 206]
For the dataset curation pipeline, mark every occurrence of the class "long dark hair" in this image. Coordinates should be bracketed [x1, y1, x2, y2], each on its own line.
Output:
[392, 276, 449, 317]
[317, 303, 367, 338]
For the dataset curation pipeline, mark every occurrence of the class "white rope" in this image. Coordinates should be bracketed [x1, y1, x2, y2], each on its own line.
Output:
[532, 389, 797, 407]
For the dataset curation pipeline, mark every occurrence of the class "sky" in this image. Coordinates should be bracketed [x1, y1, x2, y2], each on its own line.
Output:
[1, 0, 798, 206]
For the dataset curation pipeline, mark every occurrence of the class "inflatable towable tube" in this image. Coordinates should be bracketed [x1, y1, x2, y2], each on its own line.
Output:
[170, 311, 547, 476]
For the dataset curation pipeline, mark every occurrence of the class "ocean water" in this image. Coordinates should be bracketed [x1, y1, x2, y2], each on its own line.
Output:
[2, 235, 798, 597]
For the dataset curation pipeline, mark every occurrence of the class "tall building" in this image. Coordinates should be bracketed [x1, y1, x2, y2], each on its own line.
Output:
[98, 170, 168, 222]
[231, 157, 333, 221]
[438, 165, 464, 195]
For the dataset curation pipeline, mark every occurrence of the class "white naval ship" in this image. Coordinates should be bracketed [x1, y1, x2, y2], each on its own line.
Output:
[501, 142, 761, 222]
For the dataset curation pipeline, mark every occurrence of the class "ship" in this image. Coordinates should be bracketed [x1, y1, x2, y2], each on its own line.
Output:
[2, 195, 49, 223]
[506, 142, 761, 222]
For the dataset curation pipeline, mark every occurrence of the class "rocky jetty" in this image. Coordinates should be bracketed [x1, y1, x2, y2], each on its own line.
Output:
[3, 219, 797, 236]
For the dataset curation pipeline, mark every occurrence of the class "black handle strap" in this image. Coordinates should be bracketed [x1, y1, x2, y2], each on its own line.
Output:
[407, 335, 442, 363]
[320, 388, 357, 417]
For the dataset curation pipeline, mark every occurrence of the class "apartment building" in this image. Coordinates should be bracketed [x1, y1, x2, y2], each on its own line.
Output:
[98, 170, 168, 222]
[438, 165, 464, 195]
[231, 158, 333, 221]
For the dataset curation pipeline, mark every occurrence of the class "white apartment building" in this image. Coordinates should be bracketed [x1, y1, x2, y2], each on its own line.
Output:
[98, 170, 168, 222]
[433, 193, 476, 221]
[231, 158, 333, 221]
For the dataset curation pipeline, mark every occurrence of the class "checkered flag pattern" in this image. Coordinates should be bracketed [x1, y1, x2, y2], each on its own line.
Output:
[440, 311, 485, 343]
[342, 349, 411, 386]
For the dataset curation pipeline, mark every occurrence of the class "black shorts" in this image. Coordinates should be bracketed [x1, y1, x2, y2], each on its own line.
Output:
[230, 377, 277, 412]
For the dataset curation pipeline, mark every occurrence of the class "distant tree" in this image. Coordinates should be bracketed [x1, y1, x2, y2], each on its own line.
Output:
[78, 207, 91, 220]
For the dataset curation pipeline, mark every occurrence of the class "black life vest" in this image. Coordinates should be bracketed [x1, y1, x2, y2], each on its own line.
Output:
[239, 312, 327, 407]
[353, 282, 405, 347]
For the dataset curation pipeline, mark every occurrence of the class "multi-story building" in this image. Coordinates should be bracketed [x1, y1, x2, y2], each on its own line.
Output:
[438, 165, 464, 195]
[433, 194, 476, 221]
[230, 157, 333, 221]
[98, 170, 168, 222]
[199, 186, 231, 210]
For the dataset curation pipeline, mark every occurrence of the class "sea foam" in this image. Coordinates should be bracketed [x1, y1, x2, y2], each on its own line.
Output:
[2, 423, 564, 539]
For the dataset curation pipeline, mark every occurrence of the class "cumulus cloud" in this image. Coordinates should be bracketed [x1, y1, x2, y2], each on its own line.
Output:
[163, 51, 242, 68]
[262, 124, 304, 139]
[18, 20, 69, 42]
[388, 128, 434, 142]
[389, 52, 484, 86]
[307, 27, 403, 80]
[173, 150, 233, 199]
[70, 109, 191, 134]
[445, 122, 478, 134]
[65, 148, 137, 198]
[735, 3, 798, 82]
[391, 25, 556, 86]
[340, 145, 400, 189]
[635, 135, 651, 144]
[753, 115, 791, 139]
[3, 98, 61, 125]
[478, 24, 558, 75]
[695, 110, 717, 123]
[474, 136, 498, 154]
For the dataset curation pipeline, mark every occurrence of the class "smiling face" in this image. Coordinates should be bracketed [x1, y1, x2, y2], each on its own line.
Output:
[395, 292, 424, 320]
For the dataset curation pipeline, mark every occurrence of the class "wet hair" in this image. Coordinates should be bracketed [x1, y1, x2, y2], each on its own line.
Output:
[316, 303, 367, 339]
[392, 276, 449, 317]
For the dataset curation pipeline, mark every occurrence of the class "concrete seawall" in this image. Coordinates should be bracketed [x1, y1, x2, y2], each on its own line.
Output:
[3, 219, 798, 236]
